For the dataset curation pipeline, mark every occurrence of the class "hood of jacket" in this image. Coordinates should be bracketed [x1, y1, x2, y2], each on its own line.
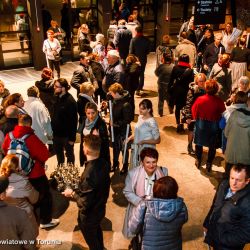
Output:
[233, 108, 250, 128]
[35, 79, 54, 91]
[7, 173, 29, 197]
[113, 90, 130, 104]
[146, 197, 185, 222]
[223, 104, 247, 122]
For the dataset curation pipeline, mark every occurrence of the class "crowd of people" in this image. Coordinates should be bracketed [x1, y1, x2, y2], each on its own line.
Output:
[0, 9, 250, 250]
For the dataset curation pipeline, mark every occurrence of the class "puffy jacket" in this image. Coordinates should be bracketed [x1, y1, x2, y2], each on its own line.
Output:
[129, 198, 188, 250]
[2, 125, 49, 179]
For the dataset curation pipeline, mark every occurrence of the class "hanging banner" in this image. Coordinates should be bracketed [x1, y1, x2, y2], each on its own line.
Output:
[194, 0, 227, 25]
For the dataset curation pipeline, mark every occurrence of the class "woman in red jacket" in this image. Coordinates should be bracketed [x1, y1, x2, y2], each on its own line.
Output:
[192, 79, 225, 172]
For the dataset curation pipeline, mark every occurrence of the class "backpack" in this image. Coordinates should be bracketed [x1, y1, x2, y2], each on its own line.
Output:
[7, 132, 34, 175]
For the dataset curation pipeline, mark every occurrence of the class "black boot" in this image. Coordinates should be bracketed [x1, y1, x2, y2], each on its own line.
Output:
[187, 143, 195, 155]
[177, 124, 185, 133]
[110, 162, 119, 172]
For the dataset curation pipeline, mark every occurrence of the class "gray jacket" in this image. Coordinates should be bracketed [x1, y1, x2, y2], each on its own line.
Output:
[129, 198, 188, 250]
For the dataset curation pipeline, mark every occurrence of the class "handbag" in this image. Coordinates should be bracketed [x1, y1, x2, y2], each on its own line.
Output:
[128, 205, 147, 250]
[47, 40, 61, 61]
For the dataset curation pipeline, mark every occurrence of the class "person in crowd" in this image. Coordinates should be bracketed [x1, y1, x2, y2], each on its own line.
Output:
[126, 15, 138, 38]
[63, 134, 110, 250]
[113, 19, 132, 63]
[1, 105, 19, 135]
[43, 30, 61, 79]
[118, 2, 130, 20]
[122, 147, 168, 239]
[77, 24, 92, 53]
[60, 0, 71, 48]
[79, 102, 110, 167]
[101, 41, 116, 70]
[220, 91, 248, 154]
[175, 31, 197, 68]
[92, 33, 105, 59]
[24, 86, 53, 145]
[156, 34, 173, 69]
[0, 80, 10, 106]
[129, 25, 151, 96]
[0, 154, 39, 235]
[226, 76, 250, 106]
[41, 4, 52, 39]
[129, 176, 188, 250]
[88, 53, 106, 100]
[210, 53, 232, 101]
[168, 54, 194, 133]
[192, 79, 225, 172]
[102, 50, 125, 93]
[155, 52, 174, 116]
[230, 36, 250, 89]
[107, 20, 117, 42]
[221, 22, 242, 54]
[77, 82, 96, 131]
[0, 175, 37, 249]
[49, 20, 66, 48]
[203, 33, 225, 76]
[124, 54, 141, 115]
[128, 99, 160, 168]
[196, 28, 214, 72]
[131, 6, 143, 27]
[181, 73, 206, 155]
[3, 93, 26, 114]
[51, 78, 77, 165]
[108, 83, 133, 174]
[195, 24, 208, 47]
[203, 164, 250, 250]
[2, 114, 58, 229]
[16, 14, 29, 53]
[70, 52, 98, 96]
[178, 16, 194, 38]
[224, 92, 250, 177]
[35, 67, 55, 116]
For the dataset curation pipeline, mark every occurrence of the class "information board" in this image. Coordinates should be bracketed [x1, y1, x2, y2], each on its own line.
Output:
[194, 0, 227, 25]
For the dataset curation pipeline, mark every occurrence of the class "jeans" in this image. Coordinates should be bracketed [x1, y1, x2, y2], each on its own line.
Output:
[48, 59, 60, 78]
[195, 145, 216, 164]
[137, 63, 146, 91]
[29, 175, 52, 224]
[53, 136, 75, 165]
[113, 133, 129, 167]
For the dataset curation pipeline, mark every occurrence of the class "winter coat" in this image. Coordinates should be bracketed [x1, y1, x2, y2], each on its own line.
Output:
[5, 173, 39, 236]
[35, 78, 55, 116]
[1, 118, 18, 136]
[129, 198, 188, 250]
[79, 115, 110, 166]
[0, 201, 37, 250]
[2, 125, 49, 179]
[129, 34, 151, 65]
[181, 82, 205, 121]
[78, 32, 92, 53]
[73, 158, 110, 222]
[210, 63, 232, 101]
[124, 62, 141, 92]
[24, 97, 53, 144]
[155, 44, 173, 68]
[224, 108, 250, 165]
[113, 25, 132, 59]
[203, 43, 225, 69]
[70, 63, 97, 96]
[102, 61, 125, 93]
[155, 63, 174, 87]
[51, 92, 78, 142]
[175, 39, 197, 67]
[204, 180, 250, 250]
[111, 90, 133, 135]
[168, 65, 194, 107]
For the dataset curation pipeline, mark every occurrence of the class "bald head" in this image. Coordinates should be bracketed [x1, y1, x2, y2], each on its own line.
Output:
[5, 105, 19, 118]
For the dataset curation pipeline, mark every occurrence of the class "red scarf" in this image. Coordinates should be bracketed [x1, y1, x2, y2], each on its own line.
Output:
[178, 61, 191, 68]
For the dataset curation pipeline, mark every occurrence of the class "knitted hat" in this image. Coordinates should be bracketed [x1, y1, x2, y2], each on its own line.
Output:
[107, 49, 120, 58]
[0, 176, 9, 194]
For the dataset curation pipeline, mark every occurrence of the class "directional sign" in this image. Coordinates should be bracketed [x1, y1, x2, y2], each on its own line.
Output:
[194, 0, 227, 25]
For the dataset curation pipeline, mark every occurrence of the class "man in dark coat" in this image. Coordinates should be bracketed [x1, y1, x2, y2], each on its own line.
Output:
[102, 49, 125, 93]
[113, 19, 132, 63]
[70, 52, 98, 96]
[203, 164, 250, 250]
[51, 78, 78, 165]
[129, 26, 151, 95]
[63, 134, 110, 250]
[1, 105, 19, 135]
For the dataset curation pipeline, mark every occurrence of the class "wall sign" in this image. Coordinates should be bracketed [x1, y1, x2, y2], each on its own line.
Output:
[194, 0, 227, 25]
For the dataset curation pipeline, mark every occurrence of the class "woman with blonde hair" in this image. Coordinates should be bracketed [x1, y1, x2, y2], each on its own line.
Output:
[0, 154, 39, 236]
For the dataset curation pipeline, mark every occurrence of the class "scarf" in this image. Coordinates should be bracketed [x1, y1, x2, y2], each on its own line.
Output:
[178, 61, 191, 68]
[84, 115, 99, 131]
[134, 165, 165, 198]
